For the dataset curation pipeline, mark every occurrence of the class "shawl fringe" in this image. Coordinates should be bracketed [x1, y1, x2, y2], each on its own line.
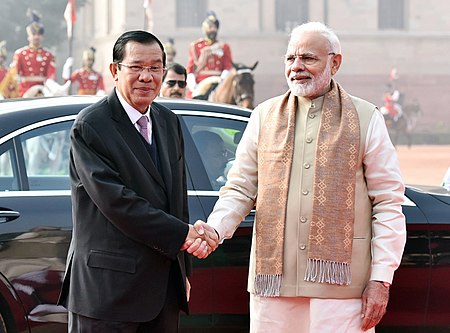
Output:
[304, 258, 351, 285]
[254, 274, 282, 297]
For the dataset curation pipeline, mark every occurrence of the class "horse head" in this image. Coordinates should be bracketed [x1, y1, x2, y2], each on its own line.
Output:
[232, 61, 258, 109]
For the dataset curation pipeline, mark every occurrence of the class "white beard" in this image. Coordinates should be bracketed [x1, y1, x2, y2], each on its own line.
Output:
[287, 61, 332, 98]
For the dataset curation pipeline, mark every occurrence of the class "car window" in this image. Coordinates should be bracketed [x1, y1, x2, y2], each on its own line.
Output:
[20, 121, 72, 190]
[182, 115, 247, 191]
[0, 141, 18, 191]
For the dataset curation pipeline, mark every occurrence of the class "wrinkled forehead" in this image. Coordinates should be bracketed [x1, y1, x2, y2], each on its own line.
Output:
[287, 31, 330, 54]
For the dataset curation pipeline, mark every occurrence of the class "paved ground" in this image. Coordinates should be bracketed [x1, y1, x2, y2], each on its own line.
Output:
[395, 145, 450, 186]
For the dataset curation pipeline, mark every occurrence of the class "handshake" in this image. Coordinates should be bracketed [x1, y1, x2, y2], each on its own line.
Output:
[181, 220, 220, 259]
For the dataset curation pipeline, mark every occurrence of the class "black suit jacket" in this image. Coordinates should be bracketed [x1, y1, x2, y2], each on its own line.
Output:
[58, 90, 191, 322]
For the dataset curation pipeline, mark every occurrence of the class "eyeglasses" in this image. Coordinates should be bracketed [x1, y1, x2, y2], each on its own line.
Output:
[118, 63, 166, 74]
[165, 80, 187, 88]
[283, 52, 336, 66]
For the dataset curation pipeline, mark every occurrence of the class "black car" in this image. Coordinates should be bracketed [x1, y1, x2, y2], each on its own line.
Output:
[0, 96, 449, 333]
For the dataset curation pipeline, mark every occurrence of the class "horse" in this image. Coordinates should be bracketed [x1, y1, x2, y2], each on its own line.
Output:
[384, 100, 421, 147]
[193, 61, 258, 109]
[22, 79, 71, 98]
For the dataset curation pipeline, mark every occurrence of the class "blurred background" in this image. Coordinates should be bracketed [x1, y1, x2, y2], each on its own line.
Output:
[0, 0, 449, 185]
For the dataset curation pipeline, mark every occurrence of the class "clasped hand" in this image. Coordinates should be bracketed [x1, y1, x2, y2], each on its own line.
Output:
[181, 220, 219, 258]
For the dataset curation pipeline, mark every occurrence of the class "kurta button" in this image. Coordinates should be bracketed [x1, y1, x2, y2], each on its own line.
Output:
[309, 114, 315, 119]
[306, 137, 313, 143]
[300, 216, 307, 223]
[302, 190, 309, 195]
[304, 163, 310, 169]
[300, 244, 306, 250]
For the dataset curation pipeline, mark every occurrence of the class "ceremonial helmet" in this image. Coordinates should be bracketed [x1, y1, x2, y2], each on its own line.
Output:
[163, 38, 176, 58]
[202, 10, 219, 29]
[83, 47, 96, 61]
[0, 41, 7, 59]
[26, 9, 45, 35]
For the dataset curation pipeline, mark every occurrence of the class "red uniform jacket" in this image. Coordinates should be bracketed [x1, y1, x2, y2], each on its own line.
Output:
[187, 38, 233, 83]
[13, 46, 56, 96]
[70, 68, 105, 95]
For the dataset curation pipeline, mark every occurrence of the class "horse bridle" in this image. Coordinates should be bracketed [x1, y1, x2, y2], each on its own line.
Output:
[233, 68, 254, 106]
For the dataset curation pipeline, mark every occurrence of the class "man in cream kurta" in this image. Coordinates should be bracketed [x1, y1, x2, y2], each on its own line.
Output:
[186, 22, 406, 333]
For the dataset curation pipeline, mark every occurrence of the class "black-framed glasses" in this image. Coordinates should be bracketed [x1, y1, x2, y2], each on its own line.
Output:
[118, 63, 166, 74]
[165, 80, 187, 88]
[283, 52, 336, 66]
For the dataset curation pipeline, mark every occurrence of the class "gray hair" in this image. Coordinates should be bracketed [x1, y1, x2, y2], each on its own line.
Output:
[289, 22, 341, 54]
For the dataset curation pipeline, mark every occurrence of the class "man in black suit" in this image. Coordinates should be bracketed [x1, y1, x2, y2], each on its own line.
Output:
[58, 30, 213, 333]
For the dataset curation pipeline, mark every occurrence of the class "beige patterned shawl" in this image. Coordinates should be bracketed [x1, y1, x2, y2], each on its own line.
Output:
[255, 80, 360, 296]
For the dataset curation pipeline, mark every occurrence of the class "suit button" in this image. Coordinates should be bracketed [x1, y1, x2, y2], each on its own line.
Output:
[304, 163, 310, 169]
[306, 137, 313, 143]
[299, 244, 306, 250]
[300, 216, 307, 223]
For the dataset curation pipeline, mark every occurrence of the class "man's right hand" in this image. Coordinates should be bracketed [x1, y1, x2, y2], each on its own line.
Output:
[181, 220, 219, 258]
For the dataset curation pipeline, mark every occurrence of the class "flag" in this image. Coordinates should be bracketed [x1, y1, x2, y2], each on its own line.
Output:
[64, 0, 77, 38]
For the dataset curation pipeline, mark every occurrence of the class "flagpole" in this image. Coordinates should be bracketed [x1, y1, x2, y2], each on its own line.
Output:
[143, 0, 148, 30]
[64, 0, 76, 94]
[68, 25, 73, 95]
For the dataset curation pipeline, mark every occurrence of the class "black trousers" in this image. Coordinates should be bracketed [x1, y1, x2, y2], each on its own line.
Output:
[68, 269, 181, 333]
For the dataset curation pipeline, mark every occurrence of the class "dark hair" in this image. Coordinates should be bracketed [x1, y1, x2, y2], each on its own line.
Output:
[193, 130, 224, 151]
[112, 30, 166, 66]
[162, 62, 187, 81]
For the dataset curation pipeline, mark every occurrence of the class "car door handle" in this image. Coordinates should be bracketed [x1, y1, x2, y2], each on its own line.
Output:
[0, 211, 20, 224]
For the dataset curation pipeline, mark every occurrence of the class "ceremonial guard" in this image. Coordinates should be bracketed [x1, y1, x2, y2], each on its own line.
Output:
[63, 47, 105, 95]
[186, 11, 233, 97]
[0, 41, 19, 99]
[164, 38, 177, 65]
[12, 10, 56, 97]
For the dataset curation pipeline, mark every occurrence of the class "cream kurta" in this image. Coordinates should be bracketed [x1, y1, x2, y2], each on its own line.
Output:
[208, 92, 406, 298]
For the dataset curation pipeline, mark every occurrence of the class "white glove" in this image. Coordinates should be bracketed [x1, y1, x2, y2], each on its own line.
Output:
[62, 57, 74, 80]
[186, 73, 197, 92]
[220, 69, 230, 82]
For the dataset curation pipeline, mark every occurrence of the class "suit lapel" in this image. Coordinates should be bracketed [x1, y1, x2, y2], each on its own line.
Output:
[108, 92, 166, 189]
[150, 104, 172, 198]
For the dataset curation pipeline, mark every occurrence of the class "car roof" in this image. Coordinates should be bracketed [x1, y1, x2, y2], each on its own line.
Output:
[0, 95, 251, 138]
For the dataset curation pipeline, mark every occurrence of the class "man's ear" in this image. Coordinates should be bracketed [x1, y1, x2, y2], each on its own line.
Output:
[331, 53, 342, 76]
[109, 62, 118, 81]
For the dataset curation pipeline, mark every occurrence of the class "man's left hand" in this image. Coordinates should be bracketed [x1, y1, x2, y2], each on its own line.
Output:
[361, 280, 390, 331]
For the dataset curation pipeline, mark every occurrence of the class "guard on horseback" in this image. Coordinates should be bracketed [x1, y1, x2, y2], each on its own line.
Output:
[11, 9, 56, 97]
[186, 11, 233, 99]
[381, 84, 403, 121]
[62, 47, 105, 95]
[380, 68, 403, 122]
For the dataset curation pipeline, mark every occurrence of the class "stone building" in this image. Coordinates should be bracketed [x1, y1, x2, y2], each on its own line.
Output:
[72, 0, 450, 132]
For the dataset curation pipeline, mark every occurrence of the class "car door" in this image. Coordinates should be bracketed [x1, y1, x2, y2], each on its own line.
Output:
[378, 188, 431, 332]
[178, 110, 252, 332]
[0, 117, 75, 332]
[407, 188, 450, 329]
